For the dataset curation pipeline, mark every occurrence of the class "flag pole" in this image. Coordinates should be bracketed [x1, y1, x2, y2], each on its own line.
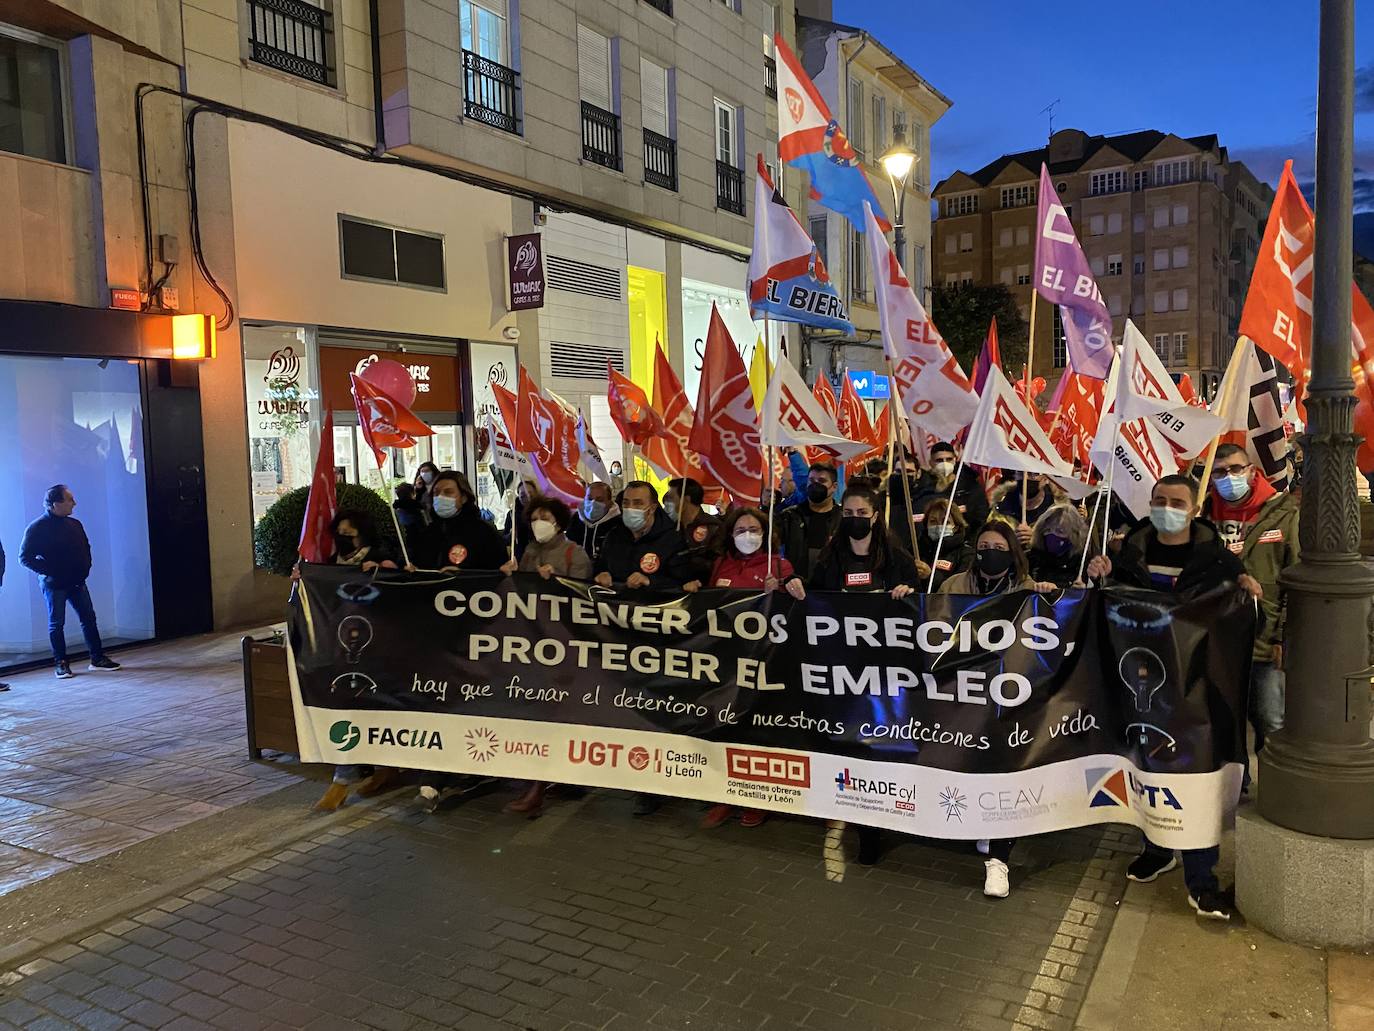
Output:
[883, 394, 898, 524]
[925, 454, 965, 594]
[1194, 436, 1221, 511]
[380, 447, 413, 569]
[763, 316, 776, 583]
[885, 359, 923, 563]
[1075, 483, 1106, 584]
[1022, 291, 1039, 525]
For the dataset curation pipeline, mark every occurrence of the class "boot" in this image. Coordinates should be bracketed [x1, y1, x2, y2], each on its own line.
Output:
[313, 782, 349, 812]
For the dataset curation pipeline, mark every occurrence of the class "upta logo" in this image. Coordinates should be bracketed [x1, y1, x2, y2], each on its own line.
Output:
[1086, 767, 1130, 809]
[329, 720, 360, 752]
[725, 747, 810, 788]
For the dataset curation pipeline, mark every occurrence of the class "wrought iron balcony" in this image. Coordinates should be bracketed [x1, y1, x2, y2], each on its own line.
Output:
[246, 0, 335, 86]
[764, 55, 777, 99]
[716, 159, 745, 215]
[462, 50, 521, 134]
[643, 129, 677, 191]
[581, 101, 622, 171]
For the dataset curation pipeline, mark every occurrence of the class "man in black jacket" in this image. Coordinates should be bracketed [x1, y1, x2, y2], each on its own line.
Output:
[593, 481, 690, 589]
[1087, 473, 1260, 922]
[778, 462, 842, 582]
[20, 485, 121, 679]
[908, 442, 990, 531]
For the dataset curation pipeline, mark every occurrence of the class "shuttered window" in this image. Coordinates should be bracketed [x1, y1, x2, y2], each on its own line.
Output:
[641, 57, 669, 136]
[577, 24, 611, 110]
[847, 77, 863, 154]
[714, 99, 735, 165]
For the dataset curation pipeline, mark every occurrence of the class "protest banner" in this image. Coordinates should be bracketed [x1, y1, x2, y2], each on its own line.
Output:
[290, 568, 1252, 849]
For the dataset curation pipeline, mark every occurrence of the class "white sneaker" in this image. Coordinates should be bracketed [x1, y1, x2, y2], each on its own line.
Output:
[984, 858, 1010, 898]
[976, 839, 990, 855]
[417, 786, 439, 802]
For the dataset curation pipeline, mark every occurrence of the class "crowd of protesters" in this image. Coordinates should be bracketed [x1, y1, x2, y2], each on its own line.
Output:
[306, 441, 1302, 923]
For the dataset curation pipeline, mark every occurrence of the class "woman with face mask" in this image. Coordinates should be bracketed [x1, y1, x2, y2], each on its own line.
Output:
[683, 508, 806, 598]
[1028, 504, 1093, 588]
[413, 461, 440, 513]
[500, 497, 592, 581]
[915, 498, 974, 592]
[408, 470, 507, 575]
[809, 486, 921, 599]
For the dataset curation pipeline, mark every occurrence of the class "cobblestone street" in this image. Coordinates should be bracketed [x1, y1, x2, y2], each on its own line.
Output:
[0, 781, 1133, 1031]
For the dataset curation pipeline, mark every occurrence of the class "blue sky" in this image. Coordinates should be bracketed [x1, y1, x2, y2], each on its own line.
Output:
[835, 0, 1374, 209]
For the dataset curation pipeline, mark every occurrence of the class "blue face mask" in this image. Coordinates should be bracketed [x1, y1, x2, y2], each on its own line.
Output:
[621, 507, 648, 531]
[433, 495, 458, 519]
[1149, 506, 1190, 536]
[1215, 473, 1251, 502]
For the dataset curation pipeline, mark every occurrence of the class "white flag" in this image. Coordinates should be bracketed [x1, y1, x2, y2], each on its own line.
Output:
[1211, 336, 1292, 491]
[1089, 353, 1178, 518]
[761, 358, 869, 459]
[486, 411, 533, 475]
[574, 408, 612, 485]
[1119, 320, 1222, 459]
[864, 202, 978, 440]
[964, 367, 1073, 479]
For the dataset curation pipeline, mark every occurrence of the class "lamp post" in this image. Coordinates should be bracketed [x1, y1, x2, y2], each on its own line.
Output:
[879, 128, 918, 269]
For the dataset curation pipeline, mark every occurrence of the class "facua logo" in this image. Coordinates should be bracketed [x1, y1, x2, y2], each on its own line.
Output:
[367, 727, 443, 750]
[464, 727, 499, 762]
[1086, 767, 1131, 809]
[1128, 772, 1183, 811]
[329, 720, 360, 752]
[725, 747, 810, 788]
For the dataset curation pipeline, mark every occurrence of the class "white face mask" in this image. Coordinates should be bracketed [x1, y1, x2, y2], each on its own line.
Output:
[420, 470, 435, 485]
[734, 530, 764, 555]
[933, 461, 955, 479]
[927, 523, 951, 541]
[531, 519, 557, 544]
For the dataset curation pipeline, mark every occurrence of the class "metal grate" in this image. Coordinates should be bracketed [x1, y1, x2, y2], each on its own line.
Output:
[550, 341, 625, 380]
[643, 129, 677, 191]
[246, 0, 335, 86]
[462, 50, 521, 134]
[581, 101, 622, 171]
[716, 160, 745, 215]
[544, 254, 622, 300]
[764, 55, 777, 99]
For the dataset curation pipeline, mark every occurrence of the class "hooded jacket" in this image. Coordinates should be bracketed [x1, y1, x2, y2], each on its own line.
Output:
[594, 509, 690, 586]
[566, 503, 621, 561]
[909, 466, 990, 530]
[1110, 517, 1246, 595]
[1205, 479, 1298, 660]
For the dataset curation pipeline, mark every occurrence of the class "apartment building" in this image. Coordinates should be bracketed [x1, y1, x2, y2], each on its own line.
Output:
[795, 12, 950, 386]
[932, 128, 1273, 399]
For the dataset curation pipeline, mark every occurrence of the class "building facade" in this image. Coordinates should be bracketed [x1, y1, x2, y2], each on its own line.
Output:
[933, 128, 1274, 399]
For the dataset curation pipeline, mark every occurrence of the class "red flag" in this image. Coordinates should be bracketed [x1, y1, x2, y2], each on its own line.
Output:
[837, 371, 876, 446]
[607, 363, 667, 445]
[688, 304, 763, 499]
[872, 404, 891, 451]
[971, 318, 1001, 394]
[806, 374, 841, 464]
[1048, 372, 1105, 471]
[298, 409, 337, 564]
[1174, 374, 1204, 409]
[513, 366, 585, 503]
[350, 373, 433, 468]
[642, 342, 713, 483]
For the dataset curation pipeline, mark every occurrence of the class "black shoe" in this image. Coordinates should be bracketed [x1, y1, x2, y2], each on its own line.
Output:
[0, 682, 9, 692]
[1126, 850, 1178, 883]
[54, 662, 74, 680]
[856, 827, 882, 866]
[632, 793, 661, 817]
[1188, 889, 1234, 921]
[88, 657, 121, 671]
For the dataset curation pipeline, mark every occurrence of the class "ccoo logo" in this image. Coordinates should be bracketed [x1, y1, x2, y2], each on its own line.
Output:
[330, 720, 361, 752]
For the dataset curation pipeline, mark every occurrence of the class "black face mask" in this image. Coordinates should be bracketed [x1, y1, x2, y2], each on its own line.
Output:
[806, 481, 831, 504]
[841, 515, 873, 540]
[975, 549, 1014, 577]
[334, 533, 360, 555]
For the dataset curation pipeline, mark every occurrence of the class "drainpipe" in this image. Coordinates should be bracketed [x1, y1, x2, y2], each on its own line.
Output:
[369, 0, 386, 155]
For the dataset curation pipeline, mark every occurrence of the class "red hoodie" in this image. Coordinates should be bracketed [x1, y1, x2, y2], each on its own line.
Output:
[1206, 473, 1276, 553]
[707, 551, 795, 589]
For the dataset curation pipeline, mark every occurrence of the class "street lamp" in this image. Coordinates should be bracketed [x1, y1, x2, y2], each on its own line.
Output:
[879, 127, 919, 264]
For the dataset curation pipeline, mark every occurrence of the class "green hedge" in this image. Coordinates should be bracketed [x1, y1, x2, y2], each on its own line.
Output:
[253, 483, 400, 576]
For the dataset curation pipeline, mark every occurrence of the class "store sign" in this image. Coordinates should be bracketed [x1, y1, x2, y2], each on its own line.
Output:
[507, 233, 546, 311]
[319, 346, 462, 416]
[847, 370, 890, 400]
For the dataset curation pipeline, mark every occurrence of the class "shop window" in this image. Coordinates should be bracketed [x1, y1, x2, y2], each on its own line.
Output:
[0, 25, 67, 164]
[339, 215, 446, 290]
[244, 325, 321, 527]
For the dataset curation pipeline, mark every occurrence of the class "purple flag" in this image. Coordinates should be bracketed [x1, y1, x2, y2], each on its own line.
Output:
[1034, 164, 1113, 380]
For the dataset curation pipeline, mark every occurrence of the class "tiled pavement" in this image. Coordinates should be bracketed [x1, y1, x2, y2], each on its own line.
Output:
[0, 630, 302, 896]
[0, 786, 1136, 1031]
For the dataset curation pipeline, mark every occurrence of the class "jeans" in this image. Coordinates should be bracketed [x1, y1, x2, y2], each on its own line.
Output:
[1142, 839, 1219, 895]
[42, 582, 106, 663]
[1250, 661, 1285, 751]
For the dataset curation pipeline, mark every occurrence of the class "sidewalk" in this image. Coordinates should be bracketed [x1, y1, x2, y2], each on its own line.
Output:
[0, 628, 306, 897]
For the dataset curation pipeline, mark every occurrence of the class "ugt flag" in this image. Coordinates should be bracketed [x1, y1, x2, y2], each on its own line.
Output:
[1034, 164, 1113, 380]
[350, 372, 433, 467]
[298, 409, 337, 564]
[747, 156, 853, 333]
[774, 36, 889, 232]
[689, 304, 764, 500]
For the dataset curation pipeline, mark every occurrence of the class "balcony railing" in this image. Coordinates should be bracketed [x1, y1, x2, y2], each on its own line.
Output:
[716, 159, 745, 215]
[764, 55, 777, 99]
[581, 101, 621, 170]
[246, 0, 335, 86]
[642, 0, 673, 14]
[643, 129, 677, 191]
[462, 50, 521, 134]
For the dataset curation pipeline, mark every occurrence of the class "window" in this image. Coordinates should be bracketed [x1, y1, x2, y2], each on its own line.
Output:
[1201, 159, 1210, 183]
[944, 273, 957, 286]
[1000, 183, 1035, 208]
[1131, 294, 1145, 316]
[1153, 248, 1169, 271]
[1090, 255, 1105, 276]
[1107, 254, 1123, 276]
[809, 216, 828, 270]
[1153, 333, 1170, 361]
[577, 24, 612, 110]
[1090, 170, 1125, 195]
[1108, 294, 1123, 316]
[1153, 291, 1169, 313]
[762, 28, 776, 98]
[0, 25, 66, 163]
[461, 0, 508, 63]
[714, 98, 736, 165]
[912, 243, 926, 298]
[1155, 158, 1194, 185]
[1133, 169, 1150, 192]
[1172, 203, 1189, 226]
[246, 0, 336, 86]
[999, 227, 1013, 248]
[339, 215, 445, 290]
[1133, 254, 1144, 274]
[960, 270, 974, 285]
[847, 77, 863, 155]
[1015, 225, 1030, 246]
[1016, 264, 1030, 285]
[1133, 213, 1146, 234]
[1000, 267, 1014, 285]
[1107, 212, 1122, 234]
[959, 232, 973, 253]
[871, 93, 885, 154]
[1153, 207, 1169, 229]
[714, 99, 744, 213]
[1172, 245, 1189, 268]
[1052, 307, 1067, 368]
[641, 57, 669, 137]
[1174, 332, 1188, 360]
[944, 233, 957, 255]
[850, 227, 867, 299]
[946, 193, 978, 216]
[1089, 214, 1105, 237]
[1172, 287, 1188, 310]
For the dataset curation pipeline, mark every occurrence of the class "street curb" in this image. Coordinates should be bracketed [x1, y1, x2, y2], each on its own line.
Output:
[1074, 884, 1151, 1030]
[0, 787, 399, 975]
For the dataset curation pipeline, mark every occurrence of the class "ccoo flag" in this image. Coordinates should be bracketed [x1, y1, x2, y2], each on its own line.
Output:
[761, 358, 869, 461]
[1033, 164, 1114, 380]
[774, 36, 889, 232]
[747, 156, 853, 332]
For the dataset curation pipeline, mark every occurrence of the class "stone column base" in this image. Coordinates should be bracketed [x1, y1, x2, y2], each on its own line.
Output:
[1236, 807, 1374, 948]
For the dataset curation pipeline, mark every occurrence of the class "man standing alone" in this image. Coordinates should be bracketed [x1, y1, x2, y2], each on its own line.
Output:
[20, 485, 121, 679]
